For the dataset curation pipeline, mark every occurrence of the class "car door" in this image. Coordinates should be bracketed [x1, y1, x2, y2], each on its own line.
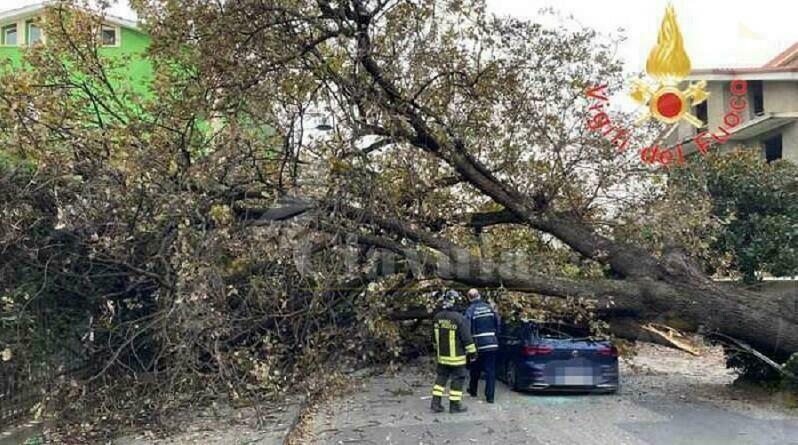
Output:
[497, 321, 523, 379]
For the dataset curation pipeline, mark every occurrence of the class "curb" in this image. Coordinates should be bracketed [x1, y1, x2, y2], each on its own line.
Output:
[0, 420, 44, 445]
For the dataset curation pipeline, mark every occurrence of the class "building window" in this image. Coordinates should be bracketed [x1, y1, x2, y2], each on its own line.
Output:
[751, 81, 764, 115]
[26, 21, 42, 45]
[764, 134, 782, 163]
[101, 26, 117, 46]
[695, 101, 708, 130]
[2, 24, 17, 46]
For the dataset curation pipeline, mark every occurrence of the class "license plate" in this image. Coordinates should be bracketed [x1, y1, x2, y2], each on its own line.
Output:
[555, 367, 593, 385]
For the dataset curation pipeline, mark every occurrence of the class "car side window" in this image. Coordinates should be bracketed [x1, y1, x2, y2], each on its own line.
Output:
[499, 321, 520, 341]
[525, 323, 540, 342]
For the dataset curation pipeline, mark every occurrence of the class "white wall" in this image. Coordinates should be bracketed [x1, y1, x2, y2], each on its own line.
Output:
[763, 81, 798, 113]
[781, 122, 798, 163]
[706, 81, 732, 131]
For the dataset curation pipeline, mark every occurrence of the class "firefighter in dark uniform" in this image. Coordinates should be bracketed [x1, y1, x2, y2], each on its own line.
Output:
[431, 290, 477, 413]
[465, 288, 501, 403]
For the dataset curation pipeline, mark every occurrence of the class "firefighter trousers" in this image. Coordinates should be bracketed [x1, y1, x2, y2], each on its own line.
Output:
[432, 364, 466, 402]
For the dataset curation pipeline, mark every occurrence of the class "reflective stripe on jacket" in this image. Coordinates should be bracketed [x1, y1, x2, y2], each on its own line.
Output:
[464, 299, 500, 351]
[434, 309, 476, 366]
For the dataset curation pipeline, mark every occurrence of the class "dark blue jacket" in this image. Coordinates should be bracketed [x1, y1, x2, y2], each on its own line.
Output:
[464, 299, 500, 352]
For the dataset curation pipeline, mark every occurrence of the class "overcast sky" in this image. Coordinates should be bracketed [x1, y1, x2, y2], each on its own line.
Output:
[489, 0, 798, 70]
[5, 0, 798, 70]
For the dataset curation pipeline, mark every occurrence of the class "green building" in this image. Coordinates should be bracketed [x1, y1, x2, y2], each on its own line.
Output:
[0, 2, 151, 94]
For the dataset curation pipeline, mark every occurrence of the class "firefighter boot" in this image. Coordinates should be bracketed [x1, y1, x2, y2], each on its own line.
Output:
[449, 400, 468, 414]
[430, 396, 445, 413]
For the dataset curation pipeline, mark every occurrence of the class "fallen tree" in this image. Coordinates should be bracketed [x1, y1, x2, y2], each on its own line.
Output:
[258, 198, 798, 361]
[2, 7, 796, 436]
[170, 0, 797, 363]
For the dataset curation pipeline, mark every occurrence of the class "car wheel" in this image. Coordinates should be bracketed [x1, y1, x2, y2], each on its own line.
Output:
[507, 360, 520, 391]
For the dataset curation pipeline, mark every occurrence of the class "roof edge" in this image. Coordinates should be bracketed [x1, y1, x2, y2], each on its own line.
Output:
[688, 69, 798, 82]
[764, 42, 798, 68]
[692, 67, 798, 75]
[0, 2, 140, 32]
[690, 42, 798, 76]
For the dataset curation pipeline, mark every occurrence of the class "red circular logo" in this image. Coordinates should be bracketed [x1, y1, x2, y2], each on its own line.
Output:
[656, 92, 683, 118]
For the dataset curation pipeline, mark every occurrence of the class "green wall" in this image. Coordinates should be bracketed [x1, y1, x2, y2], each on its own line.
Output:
[99, 27, 153, 96]
[0, 19, 152, 96]
[0, 41, 23, 66]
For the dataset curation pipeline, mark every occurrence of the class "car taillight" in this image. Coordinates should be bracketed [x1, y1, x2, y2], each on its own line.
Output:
[598, 346, 619, 357]
[522, 345, 553, 356]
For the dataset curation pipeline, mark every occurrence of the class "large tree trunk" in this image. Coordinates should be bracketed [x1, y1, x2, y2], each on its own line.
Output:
[452, 253, 798, 360]
[351, 212, 798, 360]
[246, 0, 798, 364]
[633, 273, 798, 361]
[250, 198, 798, 362]
[435, 137, 798, 361]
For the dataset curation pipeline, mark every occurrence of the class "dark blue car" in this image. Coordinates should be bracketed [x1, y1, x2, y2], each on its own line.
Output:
[497, 320, 619, 393]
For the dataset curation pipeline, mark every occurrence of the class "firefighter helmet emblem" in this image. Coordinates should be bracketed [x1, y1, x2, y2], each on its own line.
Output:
[630, 4, 709, 128]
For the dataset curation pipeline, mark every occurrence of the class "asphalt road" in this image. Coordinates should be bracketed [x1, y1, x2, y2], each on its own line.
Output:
[309, 347, 798, 445]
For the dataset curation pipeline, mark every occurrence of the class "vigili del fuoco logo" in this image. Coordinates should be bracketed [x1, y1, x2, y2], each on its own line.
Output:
[585, 4, 748, 166]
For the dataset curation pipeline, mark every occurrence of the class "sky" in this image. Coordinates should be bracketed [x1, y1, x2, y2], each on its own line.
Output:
[2, 0, 133, 19]
[4, 0, 798, 70]
[488, 0, 798, 70]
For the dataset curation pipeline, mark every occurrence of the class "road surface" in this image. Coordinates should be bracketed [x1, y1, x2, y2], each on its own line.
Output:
[307, 344, 798, 445]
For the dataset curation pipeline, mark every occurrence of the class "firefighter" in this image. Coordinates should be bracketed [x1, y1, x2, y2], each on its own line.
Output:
[431, 290, 477, 414]
[465, 288, 500, 403]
